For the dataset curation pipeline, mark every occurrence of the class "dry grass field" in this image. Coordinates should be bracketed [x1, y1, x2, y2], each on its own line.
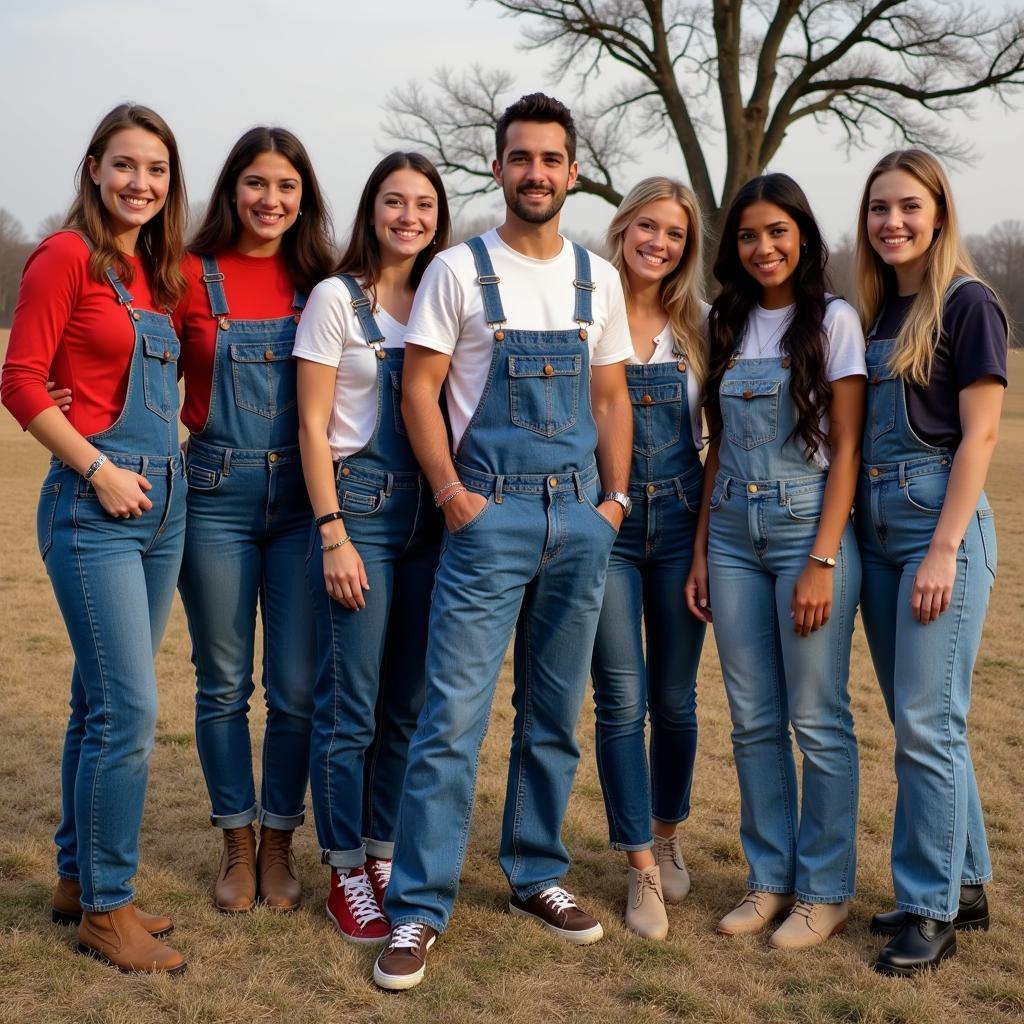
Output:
[1, 332, 1021, 1024]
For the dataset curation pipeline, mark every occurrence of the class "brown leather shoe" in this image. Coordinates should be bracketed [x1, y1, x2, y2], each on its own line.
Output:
[214, 825, 257, 913]
[52, 878, 173, 938]
[77, 905, 187, 974]
[257, 827, 301, 910]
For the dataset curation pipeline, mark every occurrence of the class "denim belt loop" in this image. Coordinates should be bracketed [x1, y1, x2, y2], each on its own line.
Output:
[334, 460, 345, 482]
[383, 472, 394, 498]
[139, 455, 149, 478]
[494, 475, 505, 504]
[572, 470, 585, 502]
[778, 479, 788, 506]
[722, 476, 732, 501]
[221, 448, 233, 475]
[898, 461, 907, 488]
[672, 477, 685, 501]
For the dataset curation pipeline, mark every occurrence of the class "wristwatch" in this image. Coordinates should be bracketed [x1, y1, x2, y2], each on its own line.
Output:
[808, 553, 836, 568]
[603, 491, 633, 518]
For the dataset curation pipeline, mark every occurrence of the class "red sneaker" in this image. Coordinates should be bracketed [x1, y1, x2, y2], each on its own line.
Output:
[325, 868, 390, 944]
[365, 856, 391, 910]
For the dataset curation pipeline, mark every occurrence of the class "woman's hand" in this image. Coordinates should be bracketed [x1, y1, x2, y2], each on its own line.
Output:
[444, 489, 487, 533]
[322, 541, 370, 610]
[685, 553, 713, 623]
[911, 546, 958, 624]
[89, 460, 153, 518]
[791, 562, 833, 636]
[46, 380, 72, 414]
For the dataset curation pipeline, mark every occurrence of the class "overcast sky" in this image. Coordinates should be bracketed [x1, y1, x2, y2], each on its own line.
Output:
[3, 0, 1022, 250]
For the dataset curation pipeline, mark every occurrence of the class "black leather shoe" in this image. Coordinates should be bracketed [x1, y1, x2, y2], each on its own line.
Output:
[870, 885, 989, 937]
[873, 914, 956, 976]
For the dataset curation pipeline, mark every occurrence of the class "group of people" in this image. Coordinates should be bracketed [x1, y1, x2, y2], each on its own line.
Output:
[0, 92, 1006, 990]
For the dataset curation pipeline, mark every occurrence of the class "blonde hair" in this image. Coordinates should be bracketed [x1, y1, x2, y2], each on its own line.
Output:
[854, 149, 982, 386]
[606, 177, 706, 384]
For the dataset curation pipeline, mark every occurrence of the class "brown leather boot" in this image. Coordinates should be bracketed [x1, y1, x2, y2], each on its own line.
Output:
[52, 878, 174, 937]
[77, 905, 187, 974]
[256, 826, 301, 911]
[214, 825, 257, 913]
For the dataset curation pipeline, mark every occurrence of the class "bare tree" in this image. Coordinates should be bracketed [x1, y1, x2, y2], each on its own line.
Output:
[0, 209, 31, 327]
[36, 212, 66, 241]
[969, 219, 1024, 342]
[386, 1, 1024, 239]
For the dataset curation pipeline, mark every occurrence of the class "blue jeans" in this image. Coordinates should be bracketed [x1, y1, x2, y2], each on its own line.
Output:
[590, 477, 705, 850]
[307, 467, 439, 866]
[41, 457, 186, 911]
[179, 441, 315, 829]
[384, 468, 617, 932]
[708, 475, 860, 903]
[856, 460, 995, 920]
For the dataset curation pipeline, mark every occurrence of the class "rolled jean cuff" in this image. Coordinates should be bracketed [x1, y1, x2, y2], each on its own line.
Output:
[211, 804, 258, 829]
[795, 890, 852, 905]
[895, 900, 956, 923]
[80, 892, 135, 914]
[364, 837, 394, 859]
[511, 878, 562, 902]
[746, 881, 794, 895]
[258, 805, 305, 830]
[57, 870, 80, 882]
[609, 839, 654, 853]
[652, 811, 688, 827]
[390, 914, 446, 935]
[320, 846, 366, 869]
[962, 873, 993, 886]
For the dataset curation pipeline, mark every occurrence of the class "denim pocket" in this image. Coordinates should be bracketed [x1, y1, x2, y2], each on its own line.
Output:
[450, 493, 493, 536]
[583, 492, 621, 539]
[390, 370, 408, 437]
[185, 459, 223, 492]
[977, 506, 997, 580]
[866, 370, 897, 442]
[229, 341, 297, 419]
[37, 481, 61, 560]
[142, 334, 180, 422]
[720, 378, 780, 450]
[709, 479, 726, 510]
[338, 483, 385, 518]
[508, 354, 580, 437]
[630, 382, 682, 456]
[785, 488, 823, 523]
[903, 472, 947, 515]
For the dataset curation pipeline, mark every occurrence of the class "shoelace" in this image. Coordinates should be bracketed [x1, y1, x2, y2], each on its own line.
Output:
[387, 921, 425, 950]
[260, 834, 293, 873]
[789, 900, 815, 921]
[369, 858, 392, 890]
[341, 871, 386, 927]
[632, 870, 663, 908]
[539, 886, 579, 913]
[654, 835, 684, 871]
[224, 831, 252, 872]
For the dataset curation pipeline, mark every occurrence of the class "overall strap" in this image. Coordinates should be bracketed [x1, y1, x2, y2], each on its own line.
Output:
[199, 254, 230, 319]
[465, 236, 506, 327]
[571, 242, 595, 327]
[336, 274, 385, 349]
[944, 275, 976, 305]
[104, 266, 134, 306]
[292, 289, 307, 313]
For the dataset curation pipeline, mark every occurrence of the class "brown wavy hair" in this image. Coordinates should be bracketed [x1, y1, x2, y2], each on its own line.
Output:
[64, 103, 187, 309]
[190, 127, 335, 295]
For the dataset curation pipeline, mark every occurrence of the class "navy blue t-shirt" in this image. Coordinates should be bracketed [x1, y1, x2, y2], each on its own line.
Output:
[873, 281, 1008, 449]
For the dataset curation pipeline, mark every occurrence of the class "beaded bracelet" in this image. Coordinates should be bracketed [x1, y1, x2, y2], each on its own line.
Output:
[321, 536, 352, 553]
[315, 510, 345, 529]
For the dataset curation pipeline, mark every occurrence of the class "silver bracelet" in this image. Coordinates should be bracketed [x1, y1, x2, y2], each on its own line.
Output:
[84, 454, 108, 480]
[322, 535, 352, 553]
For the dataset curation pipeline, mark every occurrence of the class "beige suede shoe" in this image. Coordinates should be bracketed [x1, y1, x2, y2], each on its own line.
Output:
[624, 866, 669, 940]
[653, 833, 691, 902]
[717, 890, 796, 937]
[768, 900, 848, 950]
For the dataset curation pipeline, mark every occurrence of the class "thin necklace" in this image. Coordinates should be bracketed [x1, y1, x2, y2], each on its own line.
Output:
[755, 310, 792, 358]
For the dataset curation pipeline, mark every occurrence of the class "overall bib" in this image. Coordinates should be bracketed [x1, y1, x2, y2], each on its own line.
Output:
[178, 255, 315, 830]
[38, 259, 186, 911]
[306, 274, 441, 867]
[385, 237, 618, 933]
[708, 352, 860, 903]
[855, 279, 996, 920]
[590, 356, 705, 849]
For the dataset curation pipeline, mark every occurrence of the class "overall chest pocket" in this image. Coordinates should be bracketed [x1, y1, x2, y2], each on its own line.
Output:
[229, 341, 297, 419]
[720, 378, 780, 450]
[630, 383, 682, 456]
[142, 335, 180, 422]
[390, 370, 408, 437]
[508, 354, 581, 437]
[866, 363, 898, 443]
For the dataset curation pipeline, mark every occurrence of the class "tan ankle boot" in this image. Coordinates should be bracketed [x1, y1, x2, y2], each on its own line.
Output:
[624, 866, 669, 940]
[652, 833, 691, 902]
[214, 825, 257, 913]
[77, 905, 186, 974]
[257, 827, 300, 910]
[717, 890, 796, 937]
[52, 878, 173, 937]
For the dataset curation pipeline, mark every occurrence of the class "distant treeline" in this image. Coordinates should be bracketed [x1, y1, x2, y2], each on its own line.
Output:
[2, 207, 1021, 344]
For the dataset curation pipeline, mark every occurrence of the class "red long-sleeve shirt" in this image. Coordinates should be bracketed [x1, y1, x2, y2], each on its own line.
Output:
[2, 232, 156, 435]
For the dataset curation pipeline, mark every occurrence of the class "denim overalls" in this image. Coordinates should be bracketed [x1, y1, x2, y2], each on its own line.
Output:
[306, 274, 440, 868]
[385, 237, 618, 933]
[855, 279, 996, 921]
[707, 349, 860, 904]
[590, 354, 705, 850]
[38, 258, 186, 911]
[177, 255, 316, 831]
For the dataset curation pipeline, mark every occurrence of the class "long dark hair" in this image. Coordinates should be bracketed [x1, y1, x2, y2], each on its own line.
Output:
[190, 126, 335, 295]
[65, 103, 188, 309]
[706, 173, 832, 460]
[335, 152, 452, 302]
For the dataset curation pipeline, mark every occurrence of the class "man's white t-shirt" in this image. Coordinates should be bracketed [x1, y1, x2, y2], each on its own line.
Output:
[736, 297, 867, 468]
[293, 276, 406, 460]
[405, 228, 633, 450]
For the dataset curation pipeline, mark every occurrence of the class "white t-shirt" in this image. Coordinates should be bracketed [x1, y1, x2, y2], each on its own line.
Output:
[293, 276, 406, 460]
[405, 228, 633, 449]
[737, 297, 866, 468]
[628, 304, 709, 451]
